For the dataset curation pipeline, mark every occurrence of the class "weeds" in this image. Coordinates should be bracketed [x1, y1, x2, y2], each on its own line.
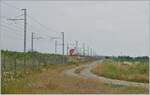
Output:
[91, 59, 149, 83]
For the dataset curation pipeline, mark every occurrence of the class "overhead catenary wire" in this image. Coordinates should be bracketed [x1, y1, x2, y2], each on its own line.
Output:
[0, 29, 24, 40]
[1, 16, 24, 26]
[0, 16, 25, 32]
[1, 2, 61, 39]
[1, 24, 23, 33]
[1, 19, 23, 30]
[1, 2, 60, 33]
[1, 2, 95, 56]
[27, 14, 60, 34]
[27, 23, 62, 43]
[1, 23, 47, 40]
[27, 23, 52, 38]
[0, 28, 24, 37]
[2, 2, 21, 11]
[0, 16, 13, 20]
[1, 24, 23, 34]
[1, 16, 51, 39]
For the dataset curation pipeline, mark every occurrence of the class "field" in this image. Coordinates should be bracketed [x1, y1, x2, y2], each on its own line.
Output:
[2, 62, 148, 94]
[1, 51, 149, 94]
[91, 58, 149, 83]
[1, 50, 97, 93]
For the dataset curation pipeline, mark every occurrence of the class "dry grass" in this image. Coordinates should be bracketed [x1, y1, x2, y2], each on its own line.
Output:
[2, 62, 149, 94]
[91, 59, 149, 83]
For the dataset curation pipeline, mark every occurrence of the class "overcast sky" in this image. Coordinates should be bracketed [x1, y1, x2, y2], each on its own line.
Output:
[0, 1, 149, 56]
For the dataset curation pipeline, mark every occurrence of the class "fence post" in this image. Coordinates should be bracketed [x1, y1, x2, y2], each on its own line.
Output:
[2, 54, 5, 79]
[37, 54, 40, 71]
[34, 54, 40, 70]
[23, 54, 26, 72]
[14, 58, 17, 78]
[3, 54, 6, 71]
[32, 53, 34, 71]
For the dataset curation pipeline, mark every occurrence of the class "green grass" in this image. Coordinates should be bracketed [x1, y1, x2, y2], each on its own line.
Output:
[91, 59, 149, 83]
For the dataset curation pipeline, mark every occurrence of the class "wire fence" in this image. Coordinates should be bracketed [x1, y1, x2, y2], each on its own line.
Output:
[1, 51, 68, 80]
[1, 50, 100, 84]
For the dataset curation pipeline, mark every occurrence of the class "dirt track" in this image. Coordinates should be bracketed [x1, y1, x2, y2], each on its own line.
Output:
[64, 60, 149, 88]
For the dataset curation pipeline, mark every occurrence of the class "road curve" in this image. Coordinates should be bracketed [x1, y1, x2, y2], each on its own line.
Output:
[64, 61, 149, 88]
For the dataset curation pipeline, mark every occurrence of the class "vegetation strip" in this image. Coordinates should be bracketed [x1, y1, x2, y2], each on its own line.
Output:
[91, 59, 149, 83]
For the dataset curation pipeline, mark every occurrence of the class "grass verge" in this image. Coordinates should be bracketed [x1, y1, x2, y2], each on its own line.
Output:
[91, 59, 149, 83]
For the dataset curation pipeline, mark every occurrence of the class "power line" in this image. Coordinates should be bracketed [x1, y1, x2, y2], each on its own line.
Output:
[0, 29, 24, 40]
[61, 32, 65, 64]
[27, 23, 52, 38]
[0, 28, 23, 38]
[2, 2, 21, 11]
[1, 16, 24, 27]
[1, 20, 23, 30]
[1, 16, 51, 40]
[1, 24, 23, 33]
[0, 16, 12, 19]
[1, 8, 60, 38]
[1, 18, 50, 39]
[1, 2, 62, 45]
[1, 2, 94, 57]
[27, 14, 60, 34]
[1, 16, 24, 28]
[7, 8, 27, 53]
[27, 23, 62, 45]
[26, 19, 62, 41]
[1, 22, 47, 41]
[1, 25, 23, 34]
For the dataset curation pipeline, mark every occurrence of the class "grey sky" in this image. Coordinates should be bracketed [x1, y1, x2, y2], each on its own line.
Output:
[0, 1, 149, 56]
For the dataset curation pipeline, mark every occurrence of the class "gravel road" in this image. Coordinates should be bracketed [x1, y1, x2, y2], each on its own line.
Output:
[64, 61, 149, 88]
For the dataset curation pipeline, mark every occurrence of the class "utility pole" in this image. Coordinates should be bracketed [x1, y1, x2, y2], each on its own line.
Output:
[78, 47, 82, 56]
[90, 48, 93, 56]
[31, 32, 34, 52]
[75, 40, 78, 55]
[31, 32, 42, 52]
[83, 43, 85, 56]
[22, 9, 27, 52]
[7, 8, 27, 52]
[49, 38, 51, 53]
[67, 43, 69, 56]
[50, 37, 61, 54]
[55, 40, 57, 54]
[61, 32, 65, 64]
[22, 9, 27, 72]
[7, 9, 27, 72]
[87, 46, 90, 56]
